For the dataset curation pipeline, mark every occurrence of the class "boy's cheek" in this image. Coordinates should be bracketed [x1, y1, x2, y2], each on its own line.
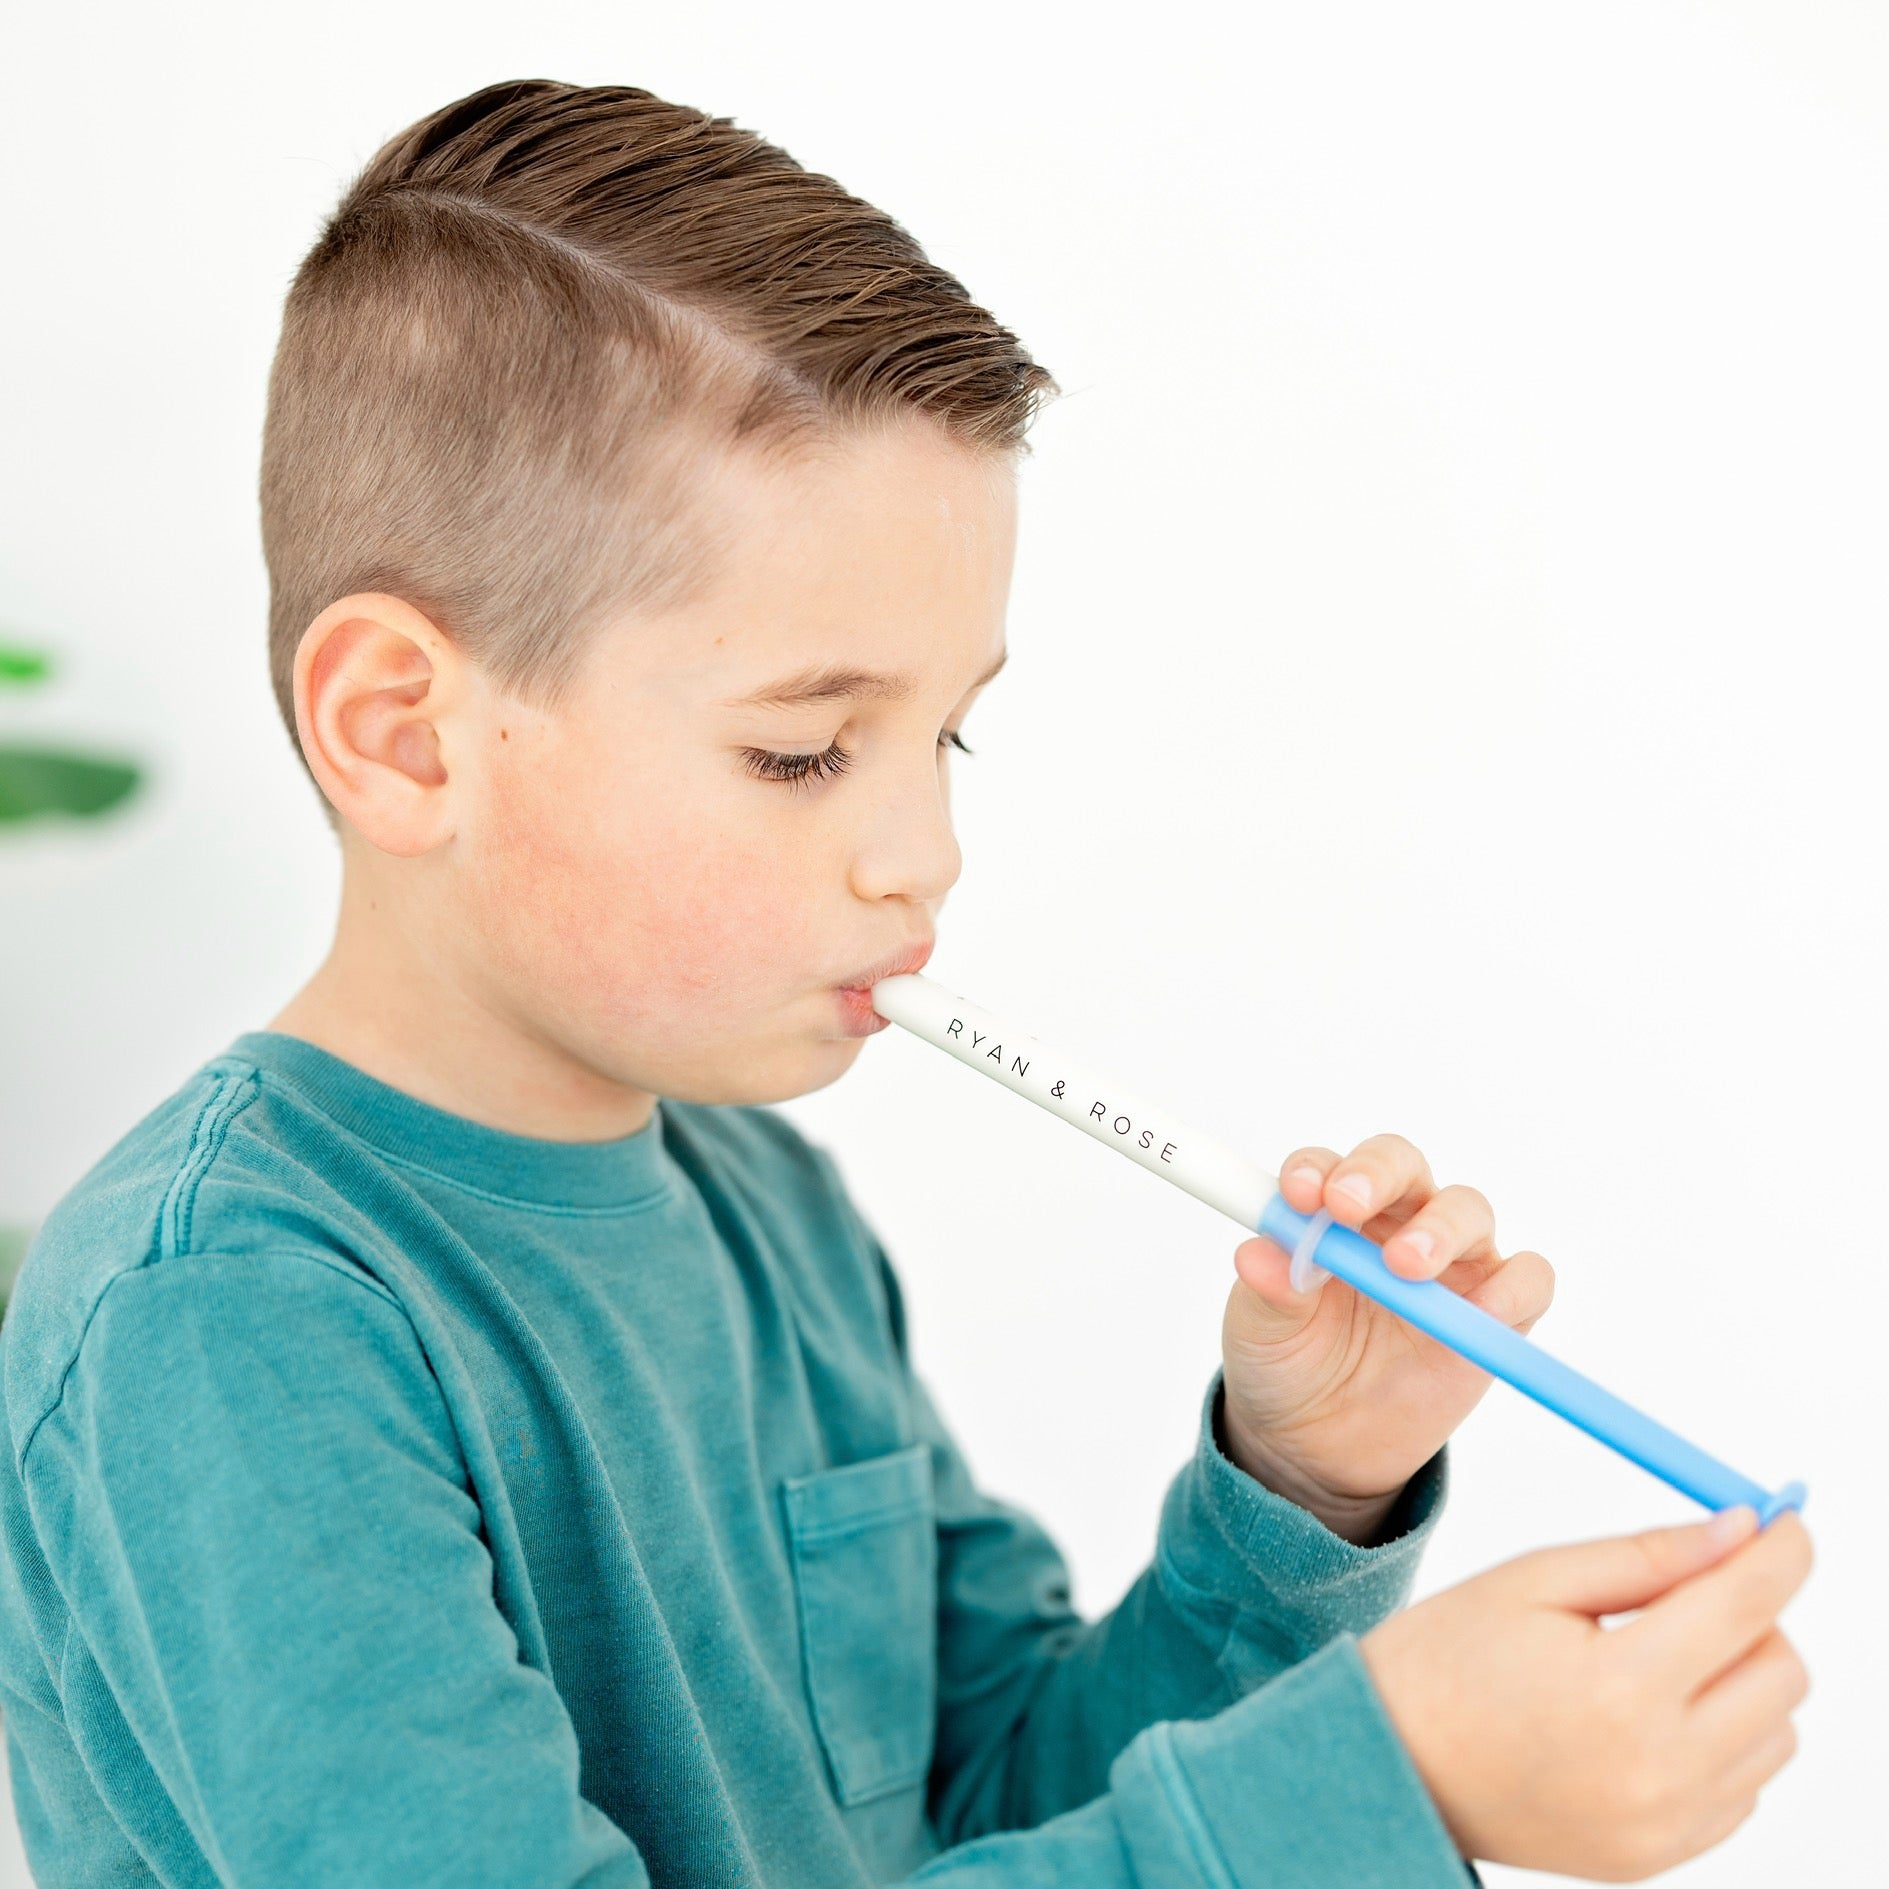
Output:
[476, 819, 813, 1027]
[466, 741, 834, 1030]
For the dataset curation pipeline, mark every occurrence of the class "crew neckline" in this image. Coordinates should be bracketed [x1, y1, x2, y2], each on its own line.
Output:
[222, 1030, 676, 1211]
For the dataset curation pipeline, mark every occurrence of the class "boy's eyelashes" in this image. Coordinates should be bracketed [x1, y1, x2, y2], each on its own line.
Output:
[740, 728, 976, 793]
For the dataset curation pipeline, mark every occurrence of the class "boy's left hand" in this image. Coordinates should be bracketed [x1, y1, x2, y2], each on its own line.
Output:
[1221, 1134, 1556, 1537]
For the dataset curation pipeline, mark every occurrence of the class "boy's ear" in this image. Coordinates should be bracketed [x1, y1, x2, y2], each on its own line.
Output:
[293, 592, 469, 856]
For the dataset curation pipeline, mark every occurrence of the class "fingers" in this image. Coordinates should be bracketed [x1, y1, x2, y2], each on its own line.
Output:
[1618, 1511, 1815, 1695]
[1689, 1625, 1810, 1741]
[1277, 1137, 1500, 1283]
[1513, 1510, 1754, 1619]
[1463, 1248, 1556, 1334]
[1279, 1133, 1435, 1233]
[1381, 1184, 1500, 1281]
[1676, 1630, 1806, 1831]
[1277, 1146, 1345, 1214]
[1712, 1715, 1800, 1802]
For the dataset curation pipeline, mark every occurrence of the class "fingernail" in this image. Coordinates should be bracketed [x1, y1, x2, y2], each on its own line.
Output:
[1397, 1228, 1436, 1266]
[1707, 1505, 1756, 1544]
[1331, 1173, 1374, 1210]
[1286, 1165, 1323, 1194]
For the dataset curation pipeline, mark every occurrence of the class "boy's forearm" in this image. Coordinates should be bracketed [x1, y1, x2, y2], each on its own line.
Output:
[929, 1372, 1449, 1841]
[915, 1633, 1474, 1888]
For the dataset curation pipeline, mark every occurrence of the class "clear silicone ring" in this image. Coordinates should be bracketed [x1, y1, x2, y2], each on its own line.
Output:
[1290, 1208, 1336, 1294]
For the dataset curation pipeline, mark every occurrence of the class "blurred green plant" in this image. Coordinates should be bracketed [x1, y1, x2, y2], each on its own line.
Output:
[2, 636, 148, 1320]
[0, 1225, 26, 1325]
[1, 639, 143, 823]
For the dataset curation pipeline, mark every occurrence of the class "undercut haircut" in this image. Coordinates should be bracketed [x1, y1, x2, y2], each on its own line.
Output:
[259, 78, 1058, 822]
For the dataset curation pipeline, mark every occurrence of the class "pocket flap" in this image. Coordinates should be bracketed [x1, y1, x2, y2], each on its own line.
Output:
[782, 1440, 932, 1540]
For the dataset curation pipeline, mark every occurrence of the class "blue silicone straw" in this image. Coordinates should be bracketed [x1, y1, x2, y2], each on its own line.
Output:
[869, 970, 1806, 1528]
[1254, 1195, 1805, 1525]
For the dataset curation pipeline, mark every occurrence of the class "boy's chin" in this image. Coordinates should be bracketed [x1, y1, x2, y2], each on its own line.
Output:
[653, 1029, 868, 1109]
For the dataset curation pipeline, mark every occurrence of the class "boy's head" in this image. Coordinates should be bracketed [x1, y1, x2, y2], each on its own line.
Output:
[258, 80, 1056, 1117]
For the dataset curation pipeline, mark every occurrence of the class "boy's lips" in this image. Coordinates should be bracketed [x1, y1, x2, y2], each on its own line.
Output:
[833, 939, 933, 1032]
[836, 937, 934, 996]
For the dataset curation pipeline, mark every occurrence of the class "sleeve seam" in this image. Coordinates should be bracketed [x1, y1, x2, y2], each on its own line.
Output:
[15, 1067, 259, 1472]
[160, 1066, 262, 1260]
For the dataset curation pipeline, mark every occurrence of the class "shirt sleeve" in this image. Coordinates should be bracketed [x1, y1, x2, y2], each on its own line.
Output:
[902, 1635, 1482, 1887]
[15, 1248, 649, 1888]
[864, 1237, 1476, 1885]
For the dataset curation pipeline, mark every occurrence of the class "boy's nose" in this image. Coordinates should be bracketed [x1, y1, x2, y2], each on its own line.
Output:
[847, 778, 962, 907]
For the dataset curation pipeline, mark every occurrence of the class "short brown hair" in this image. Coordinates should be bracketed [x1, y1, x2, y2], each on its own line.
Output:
[259, 78, 1059, 817]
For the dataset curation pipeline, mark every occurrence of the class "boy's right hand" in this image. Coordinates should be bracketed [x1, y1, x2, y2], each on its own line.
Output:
[1358, 1505, 1813, 1882]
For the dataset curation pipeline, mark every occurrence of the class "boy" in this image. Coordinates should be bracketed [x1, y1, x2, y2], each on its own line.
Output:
[0, 79, 1810, 1887]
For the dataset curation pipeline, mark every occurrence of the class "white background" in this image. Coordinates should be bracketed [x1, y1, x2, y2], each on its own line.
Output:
[2, 3, 1883, 1883]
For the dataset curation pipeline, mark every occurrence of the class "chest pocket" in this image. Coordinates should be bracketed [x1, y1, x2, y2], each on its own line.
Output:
[780, 1440, 938, 1807]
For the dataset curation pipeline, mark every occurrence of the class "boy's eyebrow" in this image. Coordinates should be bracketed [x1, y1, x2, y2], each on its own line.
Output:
[720, 647, 1008, 710]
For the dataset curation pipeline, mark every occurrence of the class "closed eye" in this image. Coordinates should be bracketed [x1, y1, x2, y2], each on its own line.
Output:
[741, 728, 976, 793]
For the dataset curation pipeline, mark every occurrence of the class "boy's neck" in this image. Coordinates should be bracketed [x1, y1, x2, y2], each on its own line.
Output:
[265, 860, 658, 1144]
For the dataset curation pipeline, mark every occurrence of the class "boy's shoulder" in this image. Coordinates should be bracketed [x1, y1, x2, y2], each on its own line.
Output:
[0, 1047, 383, 1467]
[2, 1048, 893, 1464]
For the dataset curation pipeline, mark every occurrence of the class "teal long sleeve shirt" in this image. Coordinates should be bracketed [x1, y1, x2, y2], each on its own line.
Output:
[0, 1030, 1481, 1886]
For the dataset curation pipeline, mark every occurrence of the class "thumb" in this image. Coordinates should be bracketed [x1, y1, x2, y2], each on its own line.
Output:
[1230, 1233, 1327, 1330]
[1508, 1507, 1761, 1620]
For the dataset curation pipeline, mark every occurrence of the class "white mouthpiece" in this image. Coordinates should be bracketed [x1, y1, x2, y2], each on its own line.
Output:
[869, 971, 1279, 1230]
